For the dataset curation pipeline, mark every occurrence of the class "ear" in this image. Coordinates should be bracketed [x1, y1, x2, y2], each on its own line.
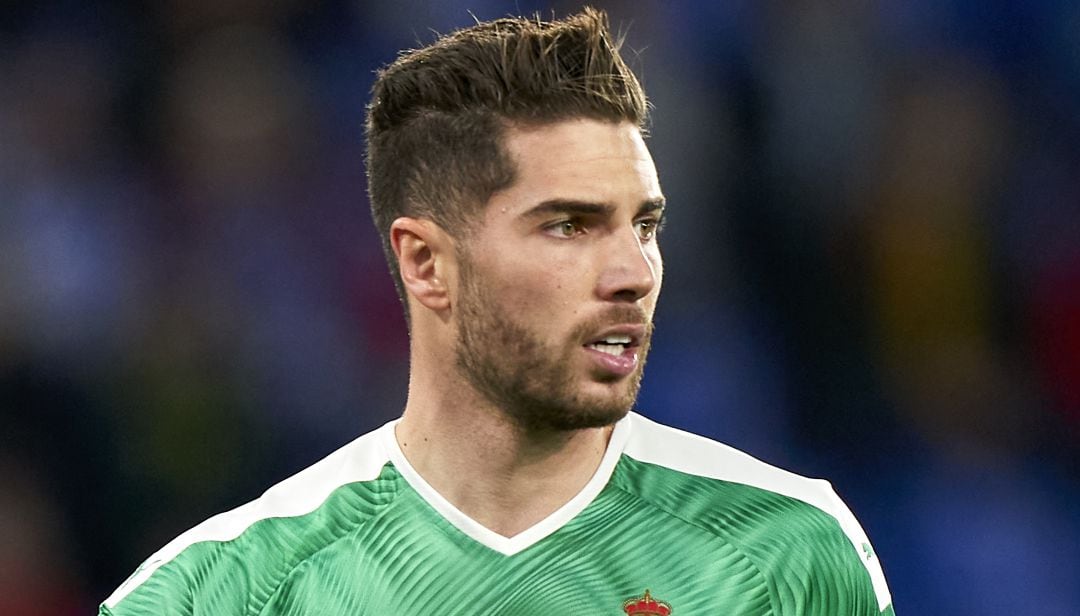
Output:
[390, 217, 454, 314]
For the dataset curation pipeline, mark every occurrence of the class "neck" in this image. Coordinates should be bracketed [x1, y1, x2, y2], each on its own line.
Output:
[394, 377, 615, 538]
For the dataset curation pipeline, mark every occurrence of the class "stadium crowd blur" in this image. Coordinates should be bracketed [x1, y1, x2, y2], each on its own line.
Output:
[2, 1, 1078, 613]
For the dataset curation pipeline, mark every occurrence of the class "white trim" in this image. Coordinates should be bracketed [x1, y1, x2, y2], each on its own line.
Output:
[106, 412, 891, 612]
[381, 415, 631, 556]
[104, 423, 397, 608]
[623, 413, 892, 612]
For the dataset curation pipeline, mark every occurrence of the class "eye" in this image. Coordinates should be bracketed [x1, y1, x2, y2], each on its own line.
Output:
[545, 219, 585, 238]
[635, 216, 663, 241]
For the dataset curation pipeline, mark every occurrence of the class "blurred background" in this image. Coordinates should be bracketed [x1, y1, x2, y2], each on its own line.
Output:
[1, 0, 1078, 613]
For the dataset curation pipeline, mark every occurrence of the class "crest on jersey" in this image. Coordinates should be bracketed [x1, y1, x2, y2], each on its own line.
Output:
[622, 589, 672, 615]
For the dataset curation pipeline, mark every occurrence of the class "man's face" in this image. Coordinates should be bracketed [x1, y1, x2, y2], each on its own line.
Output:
[453, 118, 664, 432]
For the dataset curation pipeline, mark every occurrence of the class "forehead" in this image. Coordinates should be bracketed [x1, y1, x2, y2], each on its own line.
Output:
[494, 119, 662, 210]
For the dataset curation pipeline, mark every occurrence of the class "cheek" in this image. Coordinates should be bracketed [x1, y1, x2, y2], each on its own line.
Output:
[495, 260, 585, 318]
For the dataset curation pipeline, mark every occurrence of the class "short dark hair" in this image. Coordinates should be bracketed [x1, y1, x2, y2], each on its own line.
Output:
[365, 7, 648, 314]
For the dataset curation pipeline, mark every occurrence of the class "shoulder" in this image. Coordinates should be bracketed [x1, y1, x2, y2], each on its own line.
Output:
[622, 413, 845, 524]
[618, 412, 892, 613]
[102, 422, 402, 615]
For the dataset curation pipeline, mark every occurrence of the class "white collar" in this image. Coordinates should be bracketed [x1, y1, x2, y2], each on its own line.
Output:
[380, 413, 633, 556]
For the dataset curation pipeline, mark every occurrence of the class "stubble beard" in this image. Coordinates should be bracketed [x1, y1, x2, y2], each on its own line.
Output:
[453, 256, 651, 433]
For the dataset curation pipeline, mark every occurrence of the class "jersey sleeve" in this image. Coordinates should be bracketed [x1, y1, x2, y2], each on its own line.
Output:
[766, 485, 893, 615]
[776, 518, 891, 615]
[99, 542, 255, 616]
[819, 484, 893, 615]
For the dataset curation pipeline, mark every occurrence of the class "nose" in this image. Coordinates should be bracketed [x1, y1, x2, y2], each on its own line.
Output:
[595, 227, 660, 303]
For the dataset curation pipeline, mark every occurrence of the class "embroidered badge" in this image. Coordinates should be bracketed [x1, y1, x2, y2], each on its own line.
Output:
[623, 589, 672, 615]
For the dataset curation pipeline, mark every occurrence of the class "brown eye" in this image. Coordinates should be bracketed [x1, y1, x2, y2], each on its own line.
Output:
[635, 219, 658, 240]
[545, 219, 584, 238]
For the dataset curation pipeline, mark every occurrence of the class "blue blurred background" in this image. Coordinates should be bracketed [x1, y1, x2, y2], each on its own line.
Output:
[2, 1, 1078, 613]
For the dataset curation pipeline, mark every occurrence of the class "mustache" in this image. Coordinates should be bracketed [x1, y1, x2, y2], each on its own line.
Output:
[572, 306, 654, 342]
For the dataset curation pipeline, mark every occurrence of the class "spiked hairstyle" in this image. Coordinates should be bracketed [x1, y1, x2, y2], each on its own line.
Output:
[365, 7, 648, 315]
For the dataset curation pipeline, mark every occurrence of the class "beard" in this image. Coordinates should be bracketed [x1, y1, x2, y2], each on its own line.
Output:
[453, 254, 652, 433]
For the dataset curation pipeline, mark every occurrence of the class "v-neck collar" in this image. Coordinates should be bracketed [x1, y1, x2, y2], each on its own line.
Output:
[379, 413, 633, 556]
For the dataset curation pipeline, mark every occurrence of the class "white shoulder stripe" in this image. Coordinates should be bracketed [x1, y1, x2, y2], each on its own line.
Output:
[104, 422, 396, 609]
[624, 413, 892, 612]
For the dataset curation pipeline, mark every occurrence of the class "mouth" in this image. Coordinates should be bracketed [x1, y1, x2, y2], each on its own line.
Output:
[582, 325, 647, 377]
[585, 334, 639, 356]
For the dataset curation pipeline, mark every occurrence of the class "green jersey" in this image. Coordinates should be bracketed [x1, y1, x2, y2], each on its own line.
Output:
[101, 412, 894, 615]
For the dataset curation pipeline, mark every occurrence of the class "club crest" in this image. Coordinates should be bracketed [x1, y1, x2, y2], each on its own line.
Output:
[623, 589, 672, 615]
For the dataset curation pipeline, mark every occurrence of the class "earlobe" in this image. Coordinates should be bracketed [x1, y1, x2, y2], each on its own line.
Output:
[391, 217, 452, 313]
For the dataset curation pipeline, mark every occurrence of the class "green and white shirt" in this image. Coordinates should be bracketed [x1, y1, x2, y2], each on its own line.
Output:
[101, 412, 894, 615]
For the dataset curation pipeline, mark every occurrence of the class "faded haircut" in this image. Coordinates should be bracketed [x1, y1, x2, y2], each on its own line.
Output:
[364, 7, 648, 315]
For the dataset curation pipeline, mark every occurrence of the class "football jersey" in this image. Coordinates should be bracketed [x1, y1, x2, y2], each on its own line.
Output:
[101, 412, 894, 615]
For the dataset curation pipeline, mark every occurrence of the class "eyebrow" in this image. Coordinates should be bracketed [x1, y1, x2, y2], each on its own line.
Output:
[522, 197, 666, 218]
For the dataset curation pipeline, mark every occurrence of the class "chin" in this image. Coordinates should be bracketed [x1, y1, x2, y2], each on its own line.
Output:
[538, 387, 638, 432]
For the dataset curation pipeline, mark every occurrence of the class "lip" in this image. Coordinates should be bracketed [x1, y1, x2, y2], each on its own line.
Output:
[582, 323, 647, 378]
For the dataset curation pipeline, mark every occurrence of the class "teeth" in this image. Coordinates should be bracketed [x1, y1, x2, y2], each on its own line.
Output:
[590, 343, 625, 356]
[601, 335, 632, 344]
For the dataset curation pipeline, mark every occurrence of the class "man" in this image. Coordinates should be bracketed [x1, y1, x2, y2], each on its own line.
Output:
[102, 8, 894, 615]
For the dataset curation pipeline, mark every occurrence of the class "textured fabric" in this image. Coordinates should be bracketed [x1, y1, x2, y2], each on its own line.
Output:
[102, 414, 893, 615]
